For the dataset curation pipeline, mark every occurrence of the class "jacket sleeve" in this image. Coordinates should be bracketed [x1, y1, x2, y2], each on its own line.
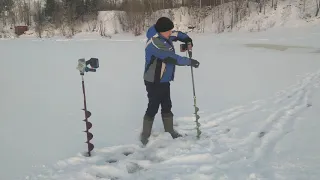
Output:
[169, 31, 190, 42]
[146, 38, 191, 66]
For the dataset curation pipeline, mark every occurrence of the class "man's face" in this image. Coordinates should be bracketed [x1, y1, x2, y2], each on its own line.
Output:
[161, 29, 172, 39]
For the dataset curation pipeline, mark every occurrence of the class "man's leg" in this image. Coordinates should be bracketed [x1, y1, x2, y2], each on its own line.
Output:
[141, 81, 161, 145]
[145, 82, 161, 118]
[160, 83, 182, 139]
[160, 82, 172, 115]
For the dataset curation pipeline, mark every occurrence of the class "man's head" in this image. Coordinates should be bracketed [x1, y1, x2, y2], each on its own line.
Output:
[155, 17, 174, 39]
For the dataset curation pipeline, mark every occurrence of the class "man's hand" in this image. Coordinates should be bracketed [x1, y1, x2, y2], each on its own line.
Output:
[190, 59, 200, 68]
[183, 37, 193, 47]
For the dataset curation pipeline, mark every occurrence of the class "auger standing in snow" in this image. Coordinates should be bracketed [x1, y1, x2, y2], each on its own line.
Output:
[76, 58, 99, 157]
[180, 41, 201, 139]
[140, 17, 200, 146]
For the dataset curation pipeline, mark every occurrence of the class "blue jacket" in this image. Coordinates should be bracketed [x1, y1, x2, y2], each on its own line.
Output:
[144, 25, 191, 83]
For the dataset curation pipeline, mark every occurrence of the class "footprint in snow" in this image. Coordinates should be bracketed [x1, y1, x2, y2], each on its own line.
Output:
[258, 131, 266, 138]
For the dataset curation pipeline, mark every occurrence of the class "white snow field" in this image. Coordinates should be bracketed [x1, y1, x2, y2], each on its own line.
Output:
[1, 24, 320, 180]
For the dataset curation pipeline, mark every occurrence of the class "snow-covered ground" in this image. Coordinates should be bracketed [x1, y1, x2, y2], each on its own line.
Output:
[1, 24, 320, 180]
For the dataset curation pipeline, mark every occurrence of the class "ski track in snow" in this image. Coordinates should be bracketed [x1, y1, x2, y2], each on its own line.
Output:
[31, 70, 320, 180]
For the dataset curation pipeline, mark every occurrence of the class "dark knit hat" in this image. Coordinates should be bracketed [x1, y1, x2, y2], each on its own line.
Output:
[155, 17, 174, 32]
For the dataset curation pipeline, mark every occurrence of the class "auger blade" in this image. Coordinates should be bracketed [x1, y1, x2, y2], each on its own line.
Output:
[86, 132, 93, 141]
[196, 114, 200, 120]
[85, 121, 92, 129]
[195, 106, 199, 112]
[82, 109, 92, 118]
[87, 142, 94, 151]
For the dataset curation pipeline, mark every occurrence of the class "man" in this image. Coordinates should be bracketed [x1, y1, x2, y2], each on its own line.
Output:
[140, 17, 200, 145]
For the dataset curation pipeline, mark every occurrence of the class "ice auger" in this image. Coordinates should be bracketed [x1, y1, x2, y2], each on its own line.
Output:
[180, 41, 201, 139]
[76, 58, 99, 156]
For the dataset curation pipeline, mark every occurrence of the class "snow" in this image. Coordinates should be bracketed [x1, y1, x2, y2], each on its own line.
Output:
[1, 22, 320, 180]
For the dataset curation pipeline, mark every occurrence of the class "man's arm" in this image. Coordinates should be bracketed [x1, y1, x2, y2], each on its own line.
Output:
[169, 31, 192, 44]
[146, 37, 191, 66]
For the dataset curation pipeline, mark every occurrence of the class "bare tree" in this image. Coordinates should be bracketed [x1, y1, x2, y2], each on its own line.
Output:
[52, 1, 64, 29]
[316, 0, 320, 16]
[142, 0, 154, 13]
[15, 0, 31, 25]
[24, 0, 31, 25]
[33, 1, 45, 38]
[44, 0, 56, 22]
[60, 0, 78, 36]
[230, 0, 246, 30]
[120, 0, 147, 36]
[231, 1, 234, 29]
[0, 0, 14, 26]
[274, 0, 278, 10]
[258, 0, 262, 13]
[246, 0, 250, 16]
[212, 0, 225, 33]
[270, 0, 278, 10]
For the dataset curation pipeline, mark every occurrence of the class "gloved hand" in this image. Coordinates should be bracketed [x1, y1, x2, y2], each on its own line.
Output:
[190, 59, 200, 68]
[183, 37, 193, 47]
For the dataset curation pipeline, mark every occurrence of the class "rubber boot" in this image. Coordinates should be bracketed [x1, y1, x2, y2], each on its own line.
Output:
[140, 114, 154, 146]
[162, 112, 182, 139]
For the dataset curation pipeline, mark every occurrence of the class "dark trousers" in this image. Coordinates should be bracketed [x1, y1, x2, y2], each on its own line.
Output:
[144, 81, 172, 118]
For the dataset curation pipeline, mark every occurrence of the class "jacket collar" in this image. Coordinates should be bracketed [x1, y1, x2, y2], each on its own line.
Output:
[157, 33, 174, 47]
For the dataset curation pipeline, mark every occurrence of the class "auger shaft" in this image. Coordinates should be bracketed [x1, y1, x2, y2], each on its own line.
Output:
[81, 75, 94, 157]
[186, 47, 201, 139]
[82, 76, 88, 119]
